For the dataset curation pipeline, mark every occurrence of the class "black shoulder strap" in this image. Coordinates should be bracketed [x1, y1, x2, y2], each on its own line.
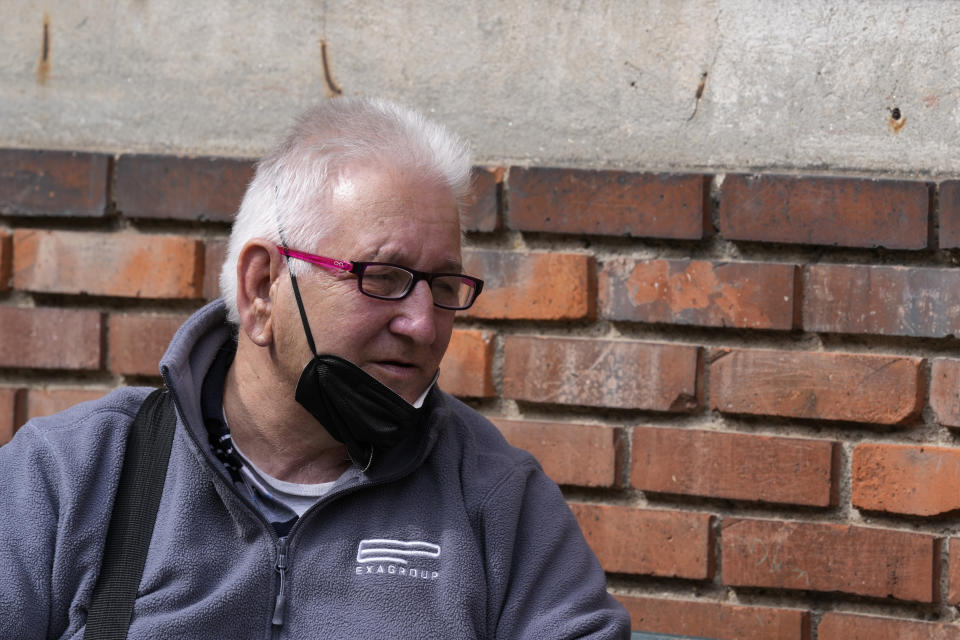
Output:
[84, 388, 177, 640]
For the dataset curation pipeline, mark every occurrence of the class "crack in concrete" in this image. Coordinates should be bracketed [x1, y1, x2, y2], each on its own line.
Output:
[37, 13, 51, 86]
[321, 40, 342, 97]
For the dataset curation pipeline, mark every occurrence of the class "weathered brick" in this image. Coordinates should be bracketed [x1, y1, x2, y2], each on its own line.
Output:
[931, 358, 960, 428]
[617, 596, 809, 640]
[818, 612, 960, 640]
[13, 230, 203, 299]
[570, 503, 713, 579]
[504, 336, 700, 411]
[722, 518, 937, 601]
[0, 231, 10, 292]
[719, 174, 929, 249]
[115, 154, 253, 222]
[25, 387, 110, 421]
[492, 418, 623, 487]
[0, 387, 18, 446]
[852, 443, 960, 516]
[600, 258, 796, 329]
[437, 329, 494, 398]
[0, 149, 110, 217]
[632, 427, 836, 507]
[949, 539, 960, 605]
[709, 348, 923, 424]
[939, 180, 960, 249]
[462, 250, 594, 321]
[203, 237, 228, 301]
[108, 312, 190, 377]
[506, 167, 705, 239]
[804, 264, 960, 337]
[0, 307, 102, 370]
[463, 167, 500, 232]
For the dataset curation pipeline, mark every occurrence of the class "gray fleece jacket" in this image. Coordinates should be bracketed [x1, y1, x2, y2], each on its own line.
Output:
[0, 299, 630, 639]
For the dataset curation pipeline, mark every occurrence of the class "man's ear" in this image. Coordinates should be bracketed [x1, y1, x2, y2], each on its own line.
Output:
[236, 240, 283, 346]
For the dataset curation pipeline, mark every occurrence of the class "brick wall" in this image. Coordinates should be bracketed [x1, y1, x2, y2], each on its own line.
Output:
[3, 149, 960, 638]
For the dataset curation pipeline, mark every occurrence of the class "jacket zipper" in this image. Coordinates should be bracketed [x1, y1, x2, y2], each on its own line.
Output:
[162, 367, 438, 635]
[272, 536, 289, 626]
[161, 375, 300, 633]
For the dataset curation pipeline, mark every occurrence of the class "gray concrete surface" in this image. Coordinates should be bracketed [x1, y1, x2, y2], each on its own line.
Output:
[2, 0, 959, 175]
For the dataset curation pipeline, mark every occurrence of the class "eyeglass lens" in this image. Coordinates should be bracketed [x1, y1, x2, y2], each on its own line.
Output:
[360, 264, 476, 308]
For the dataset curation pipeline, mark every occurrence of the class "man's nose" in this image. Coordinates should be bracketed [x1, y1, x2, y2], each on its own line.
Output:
[390, 279, 437, 343]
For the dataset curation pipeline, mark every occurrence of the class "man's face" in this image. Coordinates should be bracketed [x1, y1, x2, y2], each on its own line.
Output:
[276, 161, 462, 404]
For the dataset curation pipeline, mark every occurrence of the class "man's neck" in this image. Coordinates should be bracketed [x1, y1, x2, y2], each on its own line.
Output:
[223, 338, 351, 484]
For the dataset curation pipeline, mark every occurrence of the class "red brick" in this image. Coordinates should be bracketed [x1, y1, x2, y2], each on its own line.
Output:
[632, 427, 836, 507]
[0, 149, 110, 217]
[950, 539, 960, 605]
[818, 612, 960, 640]
[108, 312, 190, 376]
[0, 231, 10, 292]
[709, 348, 923, 424]
[719, 174, 929, 249]
[13, 230, 203, 299]
[852, 443, 960, 516]
[600, 258, 796, 329]
[462, 250, 594, 321]
[115, 154, 253, 222]
[939, 180, 960, 249]
[570, 503, 713, 579]
[504, 336, 700, 411]
[491, 418, 623, 487]
[463, 167, 500, 232]
[931, 358, 960, 427]
[203, 237, 228, 301]
[437, 329, 494, 398]
[0, 387, 18, 446]
[25, 387, 110, 421]
[0, 307, 101, 370]
[722, 518, 937, 601]
[506, 167, 705, 239]
[804, 264, 960, 337]
[617, 596, 809, 640]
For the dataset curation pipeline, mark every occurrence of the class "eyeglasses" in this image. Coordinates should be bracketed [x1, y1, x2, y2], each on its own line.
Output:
[277, 245, 484, 310]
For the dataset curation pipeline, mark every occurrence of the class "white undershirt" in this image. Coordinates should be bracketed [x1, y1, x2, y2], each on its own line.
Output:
[231, 439, 337, 517]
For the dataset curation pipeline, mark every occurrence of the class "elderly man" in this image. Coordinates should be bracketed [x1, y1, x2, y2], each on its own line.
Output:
[0, 98, 630, 638]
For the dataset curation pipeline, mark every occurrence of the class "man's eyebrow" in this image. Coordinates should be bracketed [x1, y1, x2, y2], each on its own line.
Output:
[368, 250, 462, 272]
[438, 257, 464, 272]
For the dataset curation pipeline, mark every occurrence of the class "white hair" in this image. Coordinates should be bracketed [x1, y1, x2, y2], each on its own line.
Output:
[219, 97, 473, 324]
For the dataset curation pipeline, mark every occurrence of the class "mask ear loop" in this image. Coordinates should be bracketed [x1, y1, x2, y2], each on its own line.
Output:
[275, 187, 374, 473]
[284, 259, 320, 359]
[275, 187, 320, 359]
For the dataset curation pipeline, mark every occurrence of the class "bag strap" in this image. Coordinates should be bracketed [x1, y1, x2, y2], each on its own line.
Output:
[84, 388, 177, 640]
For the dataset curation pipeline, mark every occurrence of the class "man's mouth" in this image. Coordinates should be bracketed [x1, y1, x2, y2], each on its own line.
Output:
[370, 360, 419, 375]
[365, 361, 429, 402]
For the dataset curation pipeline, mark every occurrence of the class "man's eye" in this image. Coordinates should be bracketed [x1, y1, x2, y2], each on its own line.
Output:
[431, 278, 463, 302]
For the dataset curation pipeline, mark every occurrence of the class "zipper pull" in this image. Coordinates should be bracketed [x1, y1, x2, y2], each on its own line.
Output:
[272, 536, 289, 626]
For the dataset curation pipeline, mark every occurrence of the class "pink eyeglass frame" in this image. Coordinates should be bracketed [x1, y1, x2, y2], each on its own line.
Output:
[276, 245, 484, 310]
[278, 246, 359, 274]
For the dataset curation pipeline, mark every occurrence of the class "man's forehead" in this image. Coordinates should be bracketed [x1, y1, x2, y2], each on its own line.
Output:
[331, 161, 452, 200]
[326, 170, 460, 228]
[331, 181, 453, 214]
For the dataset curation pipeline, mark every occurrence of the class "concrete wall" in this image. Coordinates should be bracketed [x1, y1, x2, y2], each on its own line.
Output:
[4, 0, 960, 174]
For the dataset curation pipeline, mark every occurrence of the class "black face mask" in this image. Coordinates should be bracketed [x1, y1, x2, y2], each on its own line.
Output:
[285, 265, 430, 470]
[295, 354, 428, 468]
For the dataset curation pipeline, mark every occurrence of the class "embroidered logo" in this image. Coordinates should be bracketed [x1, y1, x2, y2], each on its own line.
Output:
[355, 538, 441, 581]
